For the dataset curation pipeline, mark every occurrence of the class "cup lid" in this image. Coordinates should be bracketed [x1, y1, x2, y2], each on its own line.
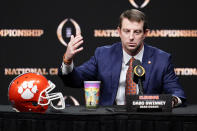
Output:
[84, 81, 101, 84]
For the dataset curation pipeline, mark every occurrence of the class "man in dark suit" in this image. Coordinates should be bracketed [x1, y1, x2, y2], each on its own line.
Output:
[59, 9, 186, 107]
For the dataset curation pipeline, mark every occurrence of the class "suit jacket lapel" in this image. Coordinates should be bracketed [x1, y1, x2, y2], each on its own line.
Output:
[142, 44, 154, 93]
[111, 43, 123, 101]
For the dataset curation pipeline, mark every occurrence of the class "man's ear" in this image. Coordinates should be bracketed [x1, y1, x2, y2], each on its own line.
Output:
[117, 27, 121, 35]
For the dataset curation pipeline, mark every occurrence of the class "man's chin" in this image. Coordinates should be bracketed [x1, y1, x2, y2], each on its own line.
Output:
[128, 47, 137, 52]
[127, 46, 141, 55]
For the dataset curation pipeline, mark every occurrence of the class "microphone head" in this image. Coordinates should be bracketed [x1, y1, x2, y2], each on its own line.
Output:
[132, 59, 141, 68]
[132, 59, 145, 95]
[134, 65, 145, 77]
[132, 59, 145, 83]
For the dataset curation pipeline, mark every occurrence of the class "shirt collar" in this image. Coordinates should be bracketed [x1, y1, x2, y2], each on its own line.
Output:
[122, 45, 144, 65]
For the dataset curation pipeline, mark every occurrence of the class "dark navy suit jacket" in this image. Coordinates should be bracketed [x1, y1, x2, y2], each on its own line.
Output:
[59, 42, 186, 105]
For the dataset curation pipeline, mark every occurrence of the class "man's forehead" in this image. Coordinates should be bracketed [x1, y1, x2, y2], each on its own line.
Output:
[122, 18, 144, 24]
[121, 20, 144, 30]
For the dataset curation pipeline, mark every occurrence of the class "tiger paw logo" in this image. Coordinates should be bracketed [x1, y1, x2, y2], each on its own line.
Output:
[18, 81, 38, 99]
[129, 0, 150, 8]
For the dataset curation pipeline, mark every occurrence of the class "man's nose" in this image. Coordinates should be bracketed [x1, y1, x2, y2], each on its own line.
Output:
[129, 32, 134, 40]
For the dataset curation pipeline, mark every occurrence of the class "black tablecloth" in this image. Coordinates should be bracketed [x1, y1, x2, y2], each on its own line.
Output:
[0, 105, 197, 131]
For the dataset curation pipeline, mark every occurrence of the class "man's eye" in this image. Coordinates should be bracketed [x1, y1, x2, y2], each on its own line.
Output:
[123, 30, 130, 33]
[134, 30, 142, 34]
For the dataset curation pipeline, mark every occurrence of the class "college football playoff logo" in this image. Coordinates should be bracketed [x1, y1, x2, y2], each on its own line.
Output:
[57, 18, 81, 46]
[129, 0, 150, 8]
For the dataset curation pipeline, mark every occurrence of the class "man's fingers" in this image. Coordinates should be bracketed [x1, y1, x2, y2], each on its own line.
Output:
[74, 47, 84, 54]
[70, 35, 74, 42]
[73, 40, 83, 49]
[76, 31, 81, 36]
[68, 35, 83, 46]
[73, 35, 83, 45]
[67, 35, 74, 46]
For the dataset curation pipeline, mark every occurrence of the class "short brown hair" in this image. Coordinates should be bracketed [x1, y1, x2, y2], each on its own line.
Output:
[118, 9, 148, 32]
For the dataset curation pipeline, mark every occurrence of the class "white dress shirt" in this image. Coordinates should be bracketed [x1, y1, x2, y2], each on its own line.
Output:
[61, 61, 74, 75]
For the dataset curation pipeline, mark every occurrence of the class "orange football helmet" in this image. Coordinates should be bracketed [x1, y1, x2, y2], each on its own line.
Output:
[8, 73, 65, 113]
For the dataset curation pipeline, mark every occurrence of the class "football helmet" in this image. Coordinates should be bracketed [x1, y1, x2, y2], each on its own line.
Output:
[8, 73, 65, 113]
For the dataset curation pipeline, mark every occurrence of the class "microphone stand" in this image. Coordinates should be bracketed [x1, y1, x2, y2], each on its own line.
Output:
[138, 79, 144, 95]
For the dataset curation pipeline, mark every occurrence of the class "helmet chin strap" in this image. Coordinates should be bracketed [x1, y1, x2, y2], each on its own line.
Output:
[38, 80, 65, 110]
[50, 93, 65, 110]
[12, 107, 20, 112]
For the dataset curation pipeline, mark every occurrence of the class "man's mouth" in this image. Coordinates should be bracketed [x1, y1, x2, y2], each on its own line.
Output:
[128, 42, 136, 46]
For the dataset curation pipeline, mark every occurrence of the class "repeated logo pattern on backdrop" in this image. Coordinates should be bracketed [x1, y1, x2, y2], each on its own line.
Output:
[57, 18, 81, 47]
[129, 0, 150, 8]
[0, 0, 196, 105]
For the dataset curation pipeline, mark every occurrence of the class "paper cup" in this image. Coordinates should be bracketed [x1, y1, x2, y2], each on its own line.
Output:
[84, 81, 100, 109]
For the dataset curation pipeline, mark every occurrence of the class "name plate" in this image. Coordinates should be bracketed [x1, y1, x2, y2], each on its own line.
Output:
[126, 94, 172, 112]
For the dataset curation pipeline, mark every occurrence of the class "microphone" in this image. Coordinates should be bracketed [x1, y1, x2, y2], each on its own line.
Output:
[132, 59, 145, 95]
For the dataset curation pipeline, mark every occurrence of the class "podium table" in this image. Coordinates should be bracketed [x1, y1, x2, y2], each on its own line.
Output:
[0, 105, 196, 131]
